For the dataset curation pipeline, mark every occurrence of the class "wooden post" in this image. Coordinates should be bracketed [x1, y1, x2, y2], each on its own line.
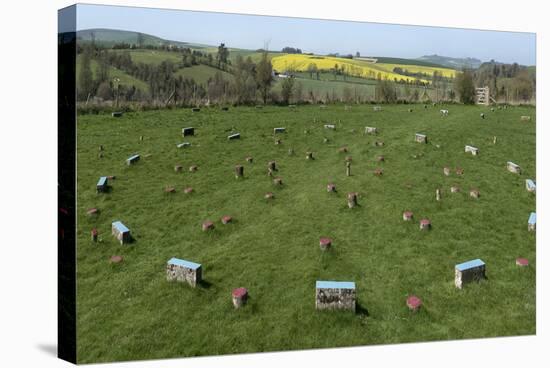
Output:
[436, 188, 441, 201]
[346, 161, 351, 177]
[347, 192, 358, 208]
[235, 165, 244, 178]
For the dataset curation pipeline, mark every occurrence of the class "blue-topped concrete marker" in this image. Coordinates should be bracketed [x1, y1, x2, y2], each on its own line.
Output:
[96, 176, 108, 193]
[111, 221, 131, 244]
[528, 212, 536, 231]
[176, 142, 191, 149]
[166, 257, 202, 287]
[526, 179, 536, 193]
[315, 280, 356, 311]
[455, 259, 486, 288]
[273, 127, 286, 133]
[227, 133, 240, 140]
[126, 154, 140, 166]
[465, 145, 479, 156]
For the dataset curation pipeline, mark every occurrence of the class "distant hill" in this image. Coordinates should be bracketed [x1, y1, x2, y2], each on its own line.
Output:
[372, 56, 447, 68]
[77, 28, 206, 49]
[418, 54, 482, 69]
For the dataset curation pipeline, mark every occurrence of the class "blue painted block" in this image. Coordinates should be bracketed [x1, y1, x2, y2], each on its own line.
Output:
[112, 221, 129, 234]
[126, 154, 140, 165]
[455, 259, 485, 272]
[168, 257, 201, 270]
[528, 212, 536, 231]
[316, 281, 356, 290]
[97, 176, 107, 186]
[526, 179, 536, 192]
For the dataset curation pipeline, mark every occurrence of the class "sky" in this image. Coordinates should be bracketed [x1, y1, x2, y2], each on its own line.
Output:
[74, 4, 536, 65]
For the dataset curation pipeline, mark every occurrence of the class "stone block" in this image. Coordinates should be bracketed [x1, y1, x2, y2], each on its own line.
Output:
[166, 257, 202, 287]
[315, 281, 356, 312]
[455, 259, 486, 289]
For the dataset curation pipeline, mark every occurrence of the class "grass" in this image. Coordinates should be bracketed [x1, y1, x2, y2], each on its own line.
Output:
[76, 55, 149, 91]
[76, 104, 536, 363]
[174, 64, 234, 84]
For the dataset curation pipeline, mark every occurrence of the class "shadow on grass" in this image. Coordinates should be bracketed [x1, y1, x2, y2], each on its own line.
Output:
[199, 280, 213, 289]
[356, 303, 369, 317]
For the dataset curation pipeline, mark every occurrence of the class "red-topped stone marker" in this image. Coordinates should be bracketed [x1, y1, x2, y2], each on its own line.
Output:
[265, 192, 274, 200]
[91, 228, 98, 242]
[87, 208, 99, 216]
[232, 287, 248, 308]
[403, 211, 413, 221]
[406, 295, 422, 311]
[202, 221, 214, 231]
[319, 237, 332, 250]
[327, 183, 336, 193]
[221, 215, 232, 224]
[420, 219, 431, 230]
[184, 187, 193, 194]
[516, 258, 529, 267]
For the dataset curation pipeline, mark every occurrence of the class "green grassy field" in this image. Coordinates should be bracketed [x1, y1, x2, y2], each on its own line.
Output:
[76, 104, 536, 363]
[175, 64, 234, 84]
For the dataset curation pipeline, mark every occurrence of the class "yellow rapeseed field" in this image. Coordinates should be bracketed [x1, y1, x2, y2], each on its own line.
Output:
[271, 54, 455, 83]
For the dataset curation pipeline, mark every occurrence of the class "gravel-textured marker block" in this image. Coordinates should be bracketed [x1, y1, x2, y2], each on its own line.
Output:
[406, 295, 422, 311]
[455, 259, 486, 289]
[227, 133, 240, 140]
[87, 208, 99, 216]
[268, 161, 277, 171]
[273, 177, 283, 186]
[465, 145, 479, 155]
[91, 228, 98, 242]
[174, 165, 183, 173]
[365, 126, 378, 135]
[184, 187, 193, 194]
[315, 281, 356, 312]
[403, 211, 413, 221]
[377, 155, 385, 162]
[126, 154, 140, 166]
[111, 111, 123, 117]
[415, 133, 427, 144]
[165, 186, 175, 193]
[221, 215, 232, 224]
[110, 255, 123, 264]
[419, 219, 431, 230]
[443, 167, 451, 176]
[470, 189, 480, 198]
[245, 156, 253, 163]
[327, 183, 336, 192]
[324, 124, 336, 130]
[319, 237, 332, 250]
[450, 186, 460, 193]
[525, 179, 536, 193]
[189, 165, 198, 172]
[507, 161, 521, 174]
[166, 257, 202, 287]
[202, 221, 214, 231]
[528, 212, 536, 231]
[182, 127, 195, 136]
[96, 176, 108, 193]
[347, 192, 358, 208]
[520, 115, 531, 121]
[274, 127, 286, 133]
[516, 258, 529, 267]
[235, 165, 244, 178]
[176, 142, 191, 149]
[112, 221, 131, 244]
[232, 288, 248, 308]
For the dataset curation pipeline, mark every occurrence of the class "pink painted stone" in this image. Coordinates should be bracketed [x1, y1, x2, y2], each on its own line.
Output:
[516, 258, 529, 267]
[87, 208, 98, 216]
[419, 219, 431, 230]
[184, 187, 193, 194]
[327, 183, 336, 192]
[221, 215, 232, 224]
[403, 211, 413, 221]
[407, 295, 422, 311]
[110, 255, 123, 264]
[232, 287, 248, 308]
[265, 192, 274, 200]
[319, 237, 332, 250]
[202, 221, 214, 231]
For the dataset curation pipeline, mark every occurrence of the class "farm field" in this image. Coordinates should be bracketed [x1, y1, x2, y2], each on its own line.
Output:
[76, 104, 535, 363]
